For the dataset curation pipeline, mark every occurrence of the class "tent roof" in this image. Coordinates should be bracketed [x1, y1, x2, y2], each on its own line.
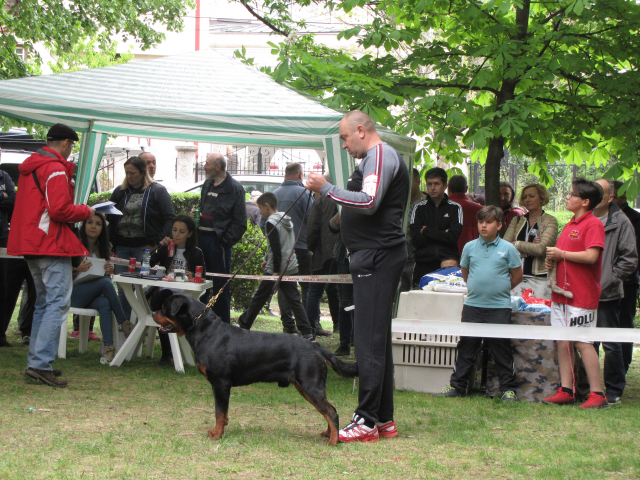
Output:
[0, 49, 415, 153]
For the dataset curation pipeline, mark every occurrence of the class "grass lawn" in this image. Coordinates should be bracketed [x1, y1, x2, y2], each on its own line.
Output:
[1, 307, 639, 480]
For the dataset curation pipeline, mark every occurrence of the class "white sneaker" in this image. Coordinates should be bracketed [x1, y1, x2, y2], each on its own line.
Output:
[338, 414, 379, 443]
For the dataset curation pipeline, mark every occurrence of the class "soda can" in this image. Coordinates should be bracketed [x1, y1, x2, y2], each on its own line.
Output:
[168, 239, 175, 257]
[194, 208, 200, 228]
[195, 266, 203, 283]
[128, 258, 136, 273]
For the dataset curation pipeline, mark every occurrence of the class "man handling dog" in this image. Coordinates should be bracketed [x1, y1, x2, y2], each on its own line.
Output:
[306, 110, 409, 443]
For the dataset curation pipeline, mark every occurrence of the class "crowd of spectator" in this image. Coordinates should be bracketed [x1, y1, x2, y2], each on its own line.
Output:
[1, 121, 638, 413]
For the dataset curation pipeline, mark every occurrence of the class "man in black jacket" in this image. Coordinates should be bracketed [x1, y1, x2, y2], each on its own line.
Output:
[0, 168, 17, 346]
[306, 110, 409, 443]
[409, 167, 463, 286]
[198, 153, 247, 324]
[0, 167, 33, 348]
[613, 180, 640, 373]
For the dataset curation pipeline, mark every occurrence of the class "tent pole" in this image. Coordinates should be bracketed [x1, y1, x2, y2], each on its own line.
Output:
[74, 120, 107, 205]
[323, 135, 352, 190]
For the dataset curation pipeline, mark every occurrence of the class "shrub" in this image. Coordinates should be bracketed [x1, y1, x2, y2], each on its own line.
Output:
[229, 221, 268, 310]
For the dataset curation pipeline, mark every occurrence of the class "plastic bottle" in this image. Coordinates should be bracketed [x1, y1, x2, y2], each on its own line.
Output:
[141, 249, 151, 275]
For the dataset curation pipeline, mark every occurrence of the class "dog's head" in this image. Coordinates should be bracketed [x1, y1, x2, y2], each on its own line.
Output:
[151, 292, 208, 337]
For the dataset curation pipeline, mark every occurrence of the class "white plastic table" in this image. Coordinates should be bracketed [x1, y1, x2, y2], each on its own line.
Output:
[110, 275, 212, 373]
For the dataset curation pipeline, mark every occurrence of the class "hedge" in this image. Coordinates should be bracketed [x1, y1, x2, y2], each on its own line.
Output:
[88, 191, 266, 310]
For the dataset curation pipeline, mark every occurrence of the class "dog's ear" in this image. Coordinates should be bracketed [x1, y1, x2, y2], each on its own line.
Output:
[149, 289, 175, 312]
[168, 295, 191, 318]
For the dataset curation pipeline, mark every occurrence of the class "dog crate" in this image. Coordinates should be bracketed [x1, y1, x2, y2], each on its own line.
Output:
[392, 290, 465, 394]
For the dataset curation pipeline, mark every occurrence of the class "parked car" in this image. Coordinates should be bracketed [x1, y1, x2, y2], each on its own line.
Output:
[0, 149, 33, 184]
[182, 174, 285, 196]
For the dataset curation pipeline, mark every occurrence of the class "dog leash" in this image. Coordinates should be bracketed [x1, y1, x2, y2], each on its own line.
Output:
[193, 188, 313, 323]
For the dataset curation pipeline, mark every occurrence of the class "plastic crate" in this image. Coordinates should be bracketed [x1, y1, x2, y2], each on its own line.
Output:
[392, 332, 459, 393]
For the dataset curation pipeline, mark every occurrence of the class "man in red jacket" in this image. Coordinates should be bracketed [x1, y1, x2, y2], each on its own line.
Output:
[447, 174, 482, 256]
[8, 124, 95, 388]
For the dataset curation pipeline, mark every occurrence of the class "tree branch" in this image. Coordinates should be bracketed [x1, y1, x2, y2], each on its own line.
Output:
[539, 5, 568, 26]
[240, 1, 289, 37]
[533, 96, 601, 109]
[468, 1, 502, 25]
[394, 80, 499, 95]
[557, 69, 598, 89]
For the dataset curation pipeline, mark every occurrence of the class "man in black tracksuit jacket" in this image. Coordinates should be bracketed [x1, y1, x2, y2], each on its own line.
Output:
[409, 167, 463, 285]
[306, 110, 409, 443]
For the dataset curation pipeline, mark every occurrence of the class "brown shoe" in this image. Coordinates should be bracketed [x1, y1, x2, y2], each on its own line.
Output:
[315, 327, 333, 337]
[25, 367, 68, 388]
[120, 320, 134, 338]
[24, 367, 61, 377]
[102, 345, 116, 363]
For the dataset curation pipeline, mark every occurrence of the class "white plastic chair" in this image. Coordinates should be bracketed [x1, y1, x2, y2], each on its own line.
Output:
[58, 308, 123, 359]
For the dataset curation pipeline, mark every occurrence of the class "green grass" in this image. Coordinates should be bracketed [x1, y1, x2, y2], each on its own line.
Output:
[1, 308, 640, 479]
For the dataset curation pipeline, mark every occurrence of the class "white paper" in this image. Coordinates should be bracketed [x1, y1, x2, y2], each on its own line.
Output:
[74, 258, 107, 285]
[93, 201, 122, 215]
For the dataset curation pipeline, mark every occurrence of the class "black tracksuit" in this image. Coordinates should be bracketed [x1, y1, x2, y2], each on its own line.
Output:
[320, 142, 409, 425]
[409, 193, 463, 284]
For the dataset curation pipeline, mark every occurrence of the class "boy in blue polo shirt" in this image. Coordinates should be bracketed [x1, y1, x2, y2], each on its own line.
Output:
[435, 206, 523, 401]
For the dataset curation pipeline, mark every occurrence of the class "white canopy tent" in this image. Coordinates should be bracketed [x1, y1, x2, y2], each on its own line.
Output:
[0, 49, 416, 203]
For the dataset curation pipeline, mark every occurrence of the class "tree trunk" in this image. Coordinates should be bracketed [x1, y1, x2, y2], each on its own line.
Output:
[484, 1, 530, 208]
[485, 136, 504, 207]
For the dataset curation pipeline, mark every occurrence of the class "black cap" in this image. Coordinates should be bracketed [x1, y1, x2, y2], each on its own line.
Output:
[46, 123, 79, 142]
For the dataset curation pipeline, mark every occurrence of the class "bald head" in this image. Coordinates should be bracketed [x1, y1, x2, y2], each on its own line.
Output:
[140, 152, 156, 178]
[204, 153, 227, 180]
[594, 178, 614, 214]
[342, 110, 377, 133]
[338, 110, 382, 159]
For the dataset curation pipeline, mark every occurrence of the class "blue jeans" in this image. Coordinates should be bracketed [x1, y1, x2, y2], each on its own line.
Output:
[199, 231, 232, 324]
[71, 277, 127, 347]
[26, 257, 73, 371]
[114, 245, 145, 321]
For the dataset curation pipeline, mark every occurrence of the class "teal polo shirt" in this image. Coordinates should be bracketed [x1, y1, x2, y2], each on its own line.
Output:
[461, 236, 521, 309]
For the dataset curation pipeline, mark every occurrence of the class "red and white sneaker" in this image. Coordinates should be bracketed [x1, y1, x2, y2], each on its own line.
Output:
[339, 415, 379, 443]
[579, 392, 609, 409]
[70, 331, 80, 339]
[376, 420, 398, 438]
[543, 388, 575, 405]
[87, 331, 101, 341]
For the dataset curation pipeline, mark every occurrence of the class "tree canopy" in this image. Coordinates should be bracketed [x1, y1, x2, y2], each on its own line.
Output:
[234, 0, 640, 204]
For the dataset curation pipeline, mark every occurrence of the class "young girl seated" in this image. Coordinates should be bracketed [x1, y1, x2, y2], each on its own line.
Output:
[71, 213, 130, 364]
[150, 215, 205, 365]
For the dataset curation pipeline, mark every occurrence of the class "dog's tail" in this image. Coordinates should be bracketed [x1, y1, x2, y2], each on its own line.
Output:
[317, 344, 358, 378]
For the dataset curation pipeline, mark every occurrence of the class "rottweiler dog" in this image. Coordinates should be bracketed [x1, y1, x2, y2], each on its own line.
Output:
[150, 292, 358, 445]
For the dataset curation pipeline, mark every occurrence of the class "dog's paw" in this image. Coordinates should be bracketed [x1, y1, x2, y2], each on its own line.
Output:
[320, 429, 330, 438]
[207, 428, 224, 440]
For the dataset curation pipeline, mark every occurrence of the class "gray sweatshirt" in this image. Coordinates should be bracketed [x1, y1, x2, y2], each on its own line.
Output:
[264, 212, 299, 275]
